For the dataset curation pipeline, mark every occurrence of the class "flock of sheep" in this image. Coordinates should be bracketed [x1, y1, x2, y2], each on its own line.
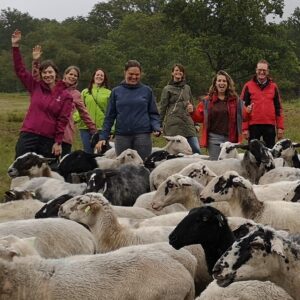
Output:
[1, 135, 300, 299]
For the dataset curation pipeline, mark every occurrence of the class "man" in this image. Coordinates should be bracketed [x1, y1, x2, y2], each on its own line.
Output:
[241, 59, 284, 148]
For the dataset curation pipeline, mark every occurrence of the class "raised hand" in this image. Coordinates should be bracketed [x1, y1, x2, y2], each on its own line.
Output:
[32, 45, 42, 60]
[11, 29, 21, 47]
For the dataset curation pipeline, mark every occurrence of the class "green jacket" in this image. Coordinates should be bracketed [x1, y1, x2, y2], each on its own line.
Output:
[73, 85, 111, 130]
[160, 80, 197, 137]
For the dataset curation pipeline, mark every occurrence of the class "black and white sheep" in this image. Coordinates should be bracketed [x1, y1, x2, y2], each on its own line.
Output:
[213, 226, 300, 300]
[200, 170, 300, 233]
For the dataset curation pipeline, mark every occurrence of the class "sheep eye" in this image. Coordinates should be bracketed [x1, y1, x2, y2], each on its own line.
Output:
[167, 182, 174, 188]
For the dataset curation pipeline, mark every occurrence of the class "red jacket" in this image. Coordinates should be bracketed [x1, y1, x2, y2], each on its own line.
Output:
[241, 77, 284, 131]
[13, 47, 73, 144]
[191, 94, 243, 147]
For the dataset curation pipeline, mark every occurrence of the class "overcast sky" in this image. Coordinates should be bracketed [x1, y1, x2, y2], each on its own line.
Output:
[0, 0, 299, 22]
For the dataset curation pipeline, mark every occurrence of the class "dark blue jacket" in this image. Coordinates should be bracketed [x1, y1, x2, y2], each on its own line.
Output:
[100, 82, 160, 140]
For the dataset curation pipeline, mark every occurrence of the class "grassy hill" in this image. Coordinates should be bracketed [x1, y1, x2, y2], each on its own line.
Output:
[0, 93, 300, 199]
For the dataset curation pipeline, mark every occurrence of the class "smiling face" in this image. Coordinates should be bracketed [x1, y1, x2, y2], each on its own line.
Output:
[215, 74, 228, 95]
[124, 67, 141, 85]
[256, 62, 269, 82]
[64, 68, 79, 87]
[172, 66, 184, 82]
[41, 66, 56, 88]
[94, 69, 105, 86]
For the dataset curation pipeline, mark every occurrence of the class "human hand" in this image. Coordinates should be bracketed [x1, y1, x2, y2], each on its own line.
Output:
[52, 143, 62, 156]
[95, 140, 106, 153]
[32, 45, 42, 60]
[242, 130, 249, 139]
[277, 128, 284, 140]
[11, 29, 21, 47]
[153, 130, 161, 137]
[246, 103, 253, 114]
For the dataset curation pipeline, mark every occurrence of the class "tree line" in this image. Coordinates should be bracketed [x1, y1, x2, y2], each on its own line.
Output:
[0, 0, 300, 100]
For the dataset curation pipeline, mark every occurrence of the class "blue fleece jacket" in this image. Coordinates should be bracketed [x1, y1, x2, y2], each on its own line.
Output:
[100, 81, 160, 140]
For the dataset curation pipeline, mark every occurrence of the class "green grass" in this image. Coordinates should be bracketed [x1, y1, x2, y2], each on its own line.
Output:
[0, 93, 300, 199]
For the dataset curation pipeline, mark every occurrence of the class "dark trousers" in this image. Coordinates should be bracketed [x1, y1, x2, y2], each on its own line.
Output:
[15, 132, 56, 159]
[248, 124, 276, 148]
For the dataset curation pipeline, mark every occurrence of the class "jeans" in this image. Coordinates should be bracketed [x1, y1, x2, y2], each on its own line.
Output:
[186, 136, 201, 154]
[115, 133, 152, 161]
[79, 129, 93, 153]
[208, 133, 229, 160]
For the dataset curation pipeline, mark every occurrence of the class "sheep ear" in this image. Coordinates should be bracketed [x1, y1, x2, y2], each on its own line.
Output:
[216, 214, 225, 227]
[271, 236, 285, 258]
[163, 136, 173, 141]
[7, 248, 19, 258]
[231, 176, 247, 189]
[232, 143, 249, 150]
[292, 142, 300, 148]
[177, 177, 192, 187]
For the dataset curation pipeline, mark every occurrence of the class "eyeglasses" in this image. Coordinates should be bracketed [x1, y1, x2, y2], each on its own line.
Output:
[256, 69, 268, 73]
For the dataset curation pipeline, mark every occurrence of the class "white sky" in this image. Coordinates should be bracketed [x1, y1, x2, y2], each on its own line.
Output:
[0, 0, 299, 22]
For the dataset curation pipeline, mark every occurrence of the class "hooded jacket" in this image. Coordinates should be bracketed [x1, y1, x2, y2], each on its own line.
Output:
[100, 81, 160, 140]
[13, 47, 73, 144]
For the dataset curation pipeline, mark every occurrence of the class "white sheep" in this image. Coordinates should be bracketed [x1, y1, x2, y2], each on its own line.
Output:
[0, 218, 96, 258]
[213, 226, 300, 300]
[197, 280, 293, 300]
[58, 193, 175, 253]
[0, 244, 195, 300]
[9, 177, 87, 202]
[112, 205, 156, 219]
[218, 141, 244, 160]
[0, 199, 44, 223]
[200, 170, 300, 233]
[258, 166, 300, 184]
[0, 235, 39, 261]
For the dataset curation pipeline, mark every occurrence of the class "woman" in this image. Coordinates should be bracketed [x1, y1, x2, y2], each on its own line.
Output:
[160, 63, 200, 154]
[74, 68, 111, 153]
[32, 45, 97, 157]
[190, 70, 243, 160]
[95, 60, 161, 160]
[11, 29, 73, 159]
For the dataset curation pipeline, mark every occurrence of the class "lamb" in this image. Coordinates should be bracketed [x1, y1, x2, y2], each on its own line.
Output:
[0, 199, 44, 223]
[84, 164, 150, 206]
[6, 177, 87, 203]
[0, 245, 195, 300]
[0, 235, 39, 260]
[150, 139, 274, 189]
[197, 280, 293, 300]
[0, 218, 96, 258]
[58, 193, 175, 253]
[8, 152, 64, 181]
[200, 170, 300, 233]
[212, 226, 300, 300]
[150, 174, 232, 217]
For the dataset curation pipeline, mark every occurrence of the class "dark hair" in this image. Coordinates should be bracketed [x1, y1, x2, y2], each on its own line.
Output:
[171, 63, 185, 80]
[124, 60, 141, 71]
[88, 68, 109, 94]
[39, 60, 59, 80]
[208, 70, 238, 98]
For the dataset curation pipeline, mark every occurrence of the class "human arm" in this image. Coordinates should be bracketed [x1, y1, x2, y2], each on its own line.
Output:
[273, 86, 284, 139]
[159, 86, 169, 126]
[11, 29, 35, 92]
[148, 90, 161, 133]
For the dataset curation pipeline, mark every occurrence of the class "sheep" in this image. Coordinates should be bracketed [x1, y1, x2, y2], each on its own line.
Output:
[58, 193, 175, 253]
[84, 164, 150, 206]
[6, 177, 87, 203]
[8, 152, 64, 181]
[197, 280, 293, 300]
[212, 226, 300, 300]
[150, 139, 274, 189]
[0, 235, 39, 260]
[258, 166, 300, 184]
[0, 199, 44, 223]
[133, 191, 188, 215]
[0, 245, 195, 300]
[150, 174, 232, 217]
[200, 170, 300, 233]
[271, 138, 300, 167]
[3, 189, 36, 202]
[218, 141, 244, 160]
[0, 218, 96, 258]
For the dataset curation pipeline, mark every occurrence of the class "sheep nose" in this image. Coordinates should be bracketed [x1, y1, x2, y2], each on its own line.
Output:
[200, 196, 214, 204]
[7, 167, 18, 177]
[212, 264, 223, 278]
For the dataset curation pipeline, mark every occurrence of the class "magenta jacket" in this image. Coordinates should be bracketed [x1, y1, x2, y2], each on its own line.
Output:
[13, 47, 73, 144]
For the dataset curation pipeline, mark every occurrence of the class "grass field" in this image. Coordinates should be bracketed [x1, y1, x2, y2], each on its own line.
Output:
[0, 93, 300, 199]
